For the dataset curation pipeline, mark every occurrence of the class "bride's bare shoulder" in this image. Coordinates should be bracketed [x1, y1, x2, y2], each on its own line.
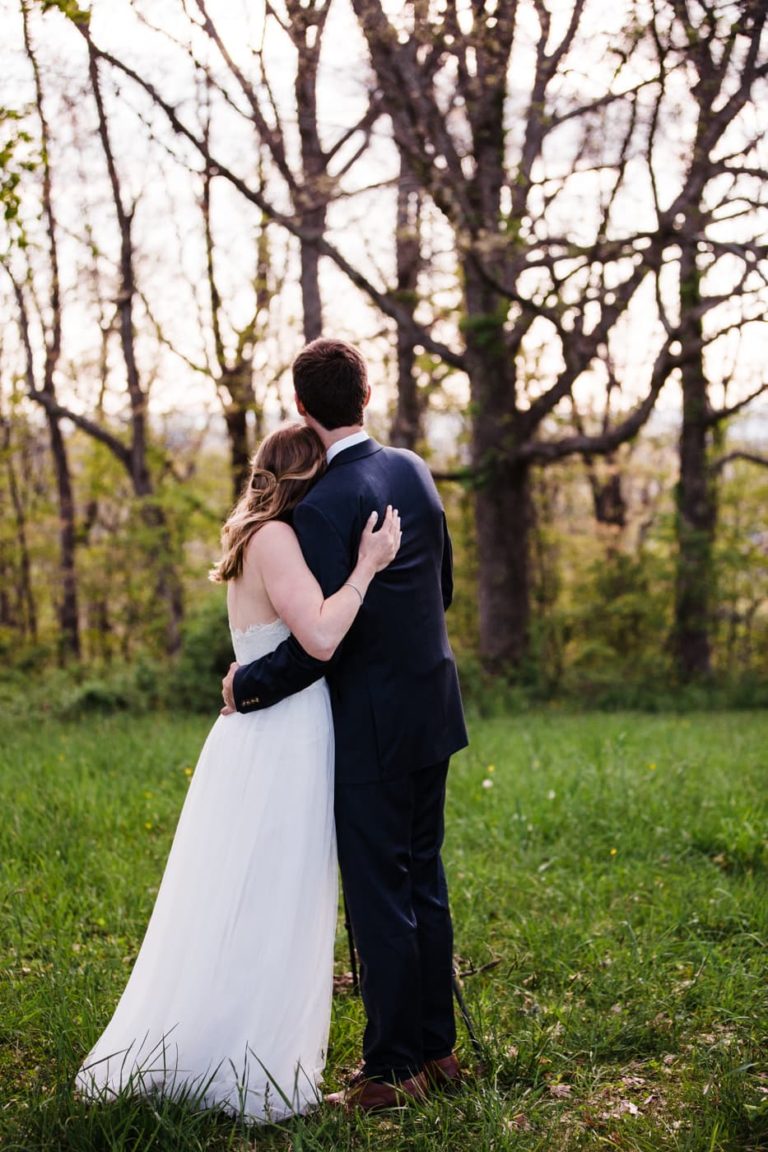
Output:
[243, 519, 297, 562]
[256, 518, 295, 538]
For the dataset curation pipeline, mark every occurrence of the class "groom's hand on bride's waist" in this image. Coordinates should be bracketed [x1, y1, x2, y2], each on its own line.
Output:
[220, 662, 240, 715]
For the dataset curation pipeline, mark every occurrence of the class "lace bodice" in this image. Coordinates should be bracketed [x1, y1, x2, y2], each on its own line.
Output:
[230, 618, 291, 664]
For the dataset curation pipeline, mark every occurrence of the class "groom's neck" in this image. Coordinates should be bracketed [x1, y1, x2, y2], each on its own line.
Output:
[311, 422, 365, 452]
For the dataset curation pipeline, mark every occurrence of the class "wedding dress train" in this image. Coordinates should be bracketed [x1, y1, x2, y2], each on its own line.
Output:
[76, 619, 337, 1122]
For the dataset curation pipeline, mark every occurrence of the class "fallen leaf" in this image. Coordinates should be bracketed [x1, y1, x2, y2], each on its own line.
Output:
[600, 1099, 640, 1120]
[505, 1113, 532, 1131]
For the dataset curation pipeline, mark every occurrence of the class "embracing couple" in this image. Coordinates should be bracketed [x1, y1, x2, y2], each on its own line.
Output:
[76, 338, 468, 1121]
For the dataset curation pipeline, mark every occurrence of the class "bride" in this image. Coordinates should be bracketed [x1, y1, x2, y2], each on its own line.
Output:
[76, 423, 401, 1122]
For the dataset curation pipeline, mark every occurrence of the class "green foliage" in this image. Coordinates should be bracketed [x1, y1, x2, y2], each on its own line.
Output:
[1, 711, 767, 1149]
[169, 591, 231, 713]
[438, 480, 479, 665]
[557, 548, 675, 704]
[39, 0, 91, 24]
[1, 595, 230, 719]
[451, 655, 542, 718]
[59, 659, 163, 717]
[458, 303, 509, 350]
[2, 406, 767, 711]
[0, 108, 38, 249]
[713, 459, 768, 678]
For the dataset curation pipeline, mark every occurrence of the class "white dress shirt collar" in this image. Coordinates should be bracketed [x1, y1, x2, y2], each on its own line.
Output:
[326, 429, 370, 464]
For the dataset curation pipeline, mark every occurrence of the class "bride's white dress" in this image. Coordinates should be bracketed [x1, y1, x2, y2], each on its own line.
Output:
[76, 619, 337, 1122]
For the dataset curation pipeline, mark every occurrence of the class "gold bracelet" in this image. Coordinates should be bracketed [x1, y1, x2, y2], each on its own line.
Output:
[343, 582, 364, 606]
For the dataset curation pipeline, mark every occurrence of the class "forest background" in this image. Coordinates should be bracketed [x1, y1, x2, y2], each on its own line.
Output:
[1, 0, 767, 715]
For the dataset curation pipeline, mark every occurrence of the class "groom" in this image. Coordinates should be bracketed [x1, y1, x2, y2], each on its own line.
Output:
[221, 338, 468, 1110]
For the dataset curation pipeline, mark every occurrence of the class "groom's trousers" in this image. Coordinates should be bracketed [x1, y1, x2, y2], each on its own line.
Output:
[334, 758, 457, 1083]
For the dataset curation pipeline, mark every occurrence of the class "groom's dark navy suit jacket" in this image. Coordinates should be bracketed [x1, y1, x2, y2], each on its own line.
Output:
[232, 438, 468, 781]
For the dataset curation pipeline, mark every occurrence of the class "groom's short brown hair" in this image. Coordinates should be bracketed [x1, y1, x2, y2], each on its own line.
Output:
[292, 338, 368, 430]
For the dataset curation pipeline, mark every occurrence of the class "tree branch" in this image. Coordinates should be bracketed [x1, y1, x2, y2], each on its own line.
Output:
[711, 450, 768, 473]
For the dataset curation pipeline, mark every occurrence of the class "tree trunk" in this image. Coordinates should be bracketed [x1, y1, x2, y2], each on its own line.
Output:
[1, 416, 38, 639]
[299, 209, 324, 342]
[46, 411, 80, 660]
[390, 166, 422, 449]
[224, 401, 251, 501]
[673, 248, 715, 681]
[140, 498, 184, 655]
[21, 0, 80, 660]
[474, 456, 532, 672]
[294, 10, 327, 343]
[87, 595, 113, 663]
[464, 266, 530, 671]
[89, 42, 183, 655]
[155, 560, 184, 655]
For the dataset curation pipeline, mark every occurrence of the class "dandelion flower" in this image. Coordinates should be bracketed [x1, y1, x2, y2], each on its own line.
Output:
[482, 779, 494, 790]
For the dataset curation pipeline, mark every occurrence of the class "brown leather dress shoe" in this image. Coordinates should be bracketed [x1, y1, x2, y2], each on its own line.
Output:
[424, 1053, 463, 1089]
[325, 1070, 428, 1112]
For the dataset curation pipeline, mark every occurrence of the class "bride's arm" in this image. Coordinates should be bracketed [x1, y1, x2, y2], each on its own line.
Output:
[250, 507, 401, 661]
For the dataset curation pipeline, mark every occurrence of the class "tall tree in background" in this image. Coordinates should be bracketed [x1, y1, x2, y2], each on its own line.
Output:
[83, 34, 185, 652]
[203, 170, 273, 499]
[166, 0, 382, 341]
[137, 78, 288, 503]
[5, 0, 81, 660]
[349, 0, 679, 670]
[285, 0, 332, 341]
[9, 10, 189, 655]
[199, 119, 274, 499]
[648, 0, 768, 679]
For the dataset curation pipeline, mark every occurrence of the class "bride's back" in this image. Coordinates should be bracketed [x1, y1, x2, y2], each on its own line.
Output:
[226, 521, 284, 631]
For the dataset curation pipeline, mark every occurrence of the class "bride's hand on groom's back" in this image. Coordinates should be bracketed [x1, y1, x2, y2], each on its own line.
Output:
[357, 506, 402, 575]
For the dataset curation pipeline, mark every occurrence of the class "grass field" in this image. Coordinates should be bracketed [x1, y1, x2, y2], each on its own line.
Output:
[1, 709, 766, 1151]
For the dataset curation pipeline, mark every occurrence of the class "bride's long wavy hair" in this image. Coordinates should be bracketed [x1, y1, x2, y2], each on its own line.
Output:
[209, 424, 326, 583]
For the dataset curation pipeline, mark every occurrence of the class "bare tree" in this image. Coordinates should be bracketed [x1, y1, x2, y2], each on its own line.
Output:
[346, 0, 684, 669]
[647, 0, 768, 679]
[150, 0, 383, 341]
[5, 0, 81, 660]
[137, 79, 286, 504]
[204, 170, 272, 499]
[82, 34, 184, 652]
[12, 12, 189, 655]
